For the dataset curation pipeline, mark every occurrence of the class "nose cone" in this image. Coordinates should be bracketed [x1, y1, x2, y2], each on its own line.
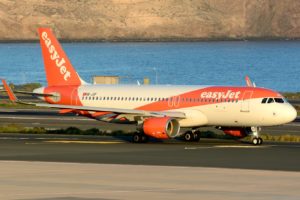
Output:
[281, 105, 297, 124]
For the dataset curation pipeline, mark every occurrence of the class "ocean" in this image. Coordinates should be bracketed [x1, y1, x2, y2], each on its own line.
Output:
[0, 41, 299, 92]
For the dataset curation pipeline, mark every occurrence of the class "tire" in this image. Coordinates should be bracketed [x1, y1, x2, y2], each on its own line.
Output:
[132, 133, 141, 143]
[184, 131, 194, 142]
[193, 131, 201, 142]
[141, 135, 149, 143]
[258, 137, 263, 145]
[252, 137, 259, 145]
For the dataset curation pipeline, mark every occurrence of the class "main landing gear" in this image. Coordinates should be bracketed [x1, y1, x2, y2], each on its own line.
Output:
[183, 130, 201, 142]
[132, 132, 149, 143]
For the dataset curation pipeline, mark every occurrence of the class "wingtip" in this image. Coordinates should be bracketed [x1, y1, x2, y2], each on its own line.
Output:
[1, 79, 18, 102]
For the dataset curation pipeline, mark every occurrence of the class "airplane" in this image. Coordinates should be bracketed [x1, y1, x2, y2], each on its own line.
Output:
[1, 28, 297, 145]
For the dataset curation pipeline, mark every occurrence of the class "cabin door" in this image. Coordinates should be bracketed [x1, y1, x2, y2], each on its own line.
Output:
[240, 91, 253, 112]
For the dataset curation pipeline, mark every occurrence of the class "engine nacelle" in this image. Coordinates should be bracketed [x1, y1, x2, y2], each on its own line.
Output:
[143, 117, 180, 139]
[221, 128, 247, 138]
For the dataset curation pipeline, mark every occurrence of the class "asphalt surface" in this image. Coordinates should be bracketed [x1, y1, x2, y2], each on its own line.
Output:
[0, 109, 299, 199]
[1, 161, 299, 200]
[0, 133, 300, 171]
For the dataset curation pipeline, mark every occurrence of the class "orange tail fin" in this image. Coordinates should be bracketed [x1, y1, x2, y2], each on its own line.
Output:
[38, 28, 85, 86]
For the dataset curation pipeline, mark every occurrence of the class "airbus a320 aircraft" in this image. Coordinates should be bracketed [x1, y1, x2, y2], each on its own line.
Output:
[2, 28, 297, 145]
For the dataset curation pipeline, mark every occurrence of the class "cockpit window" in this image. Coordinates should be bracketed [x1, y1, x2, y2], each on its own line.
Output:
[274, 98, 284, 103]
[267, 98, 274, 103]
[261, 98, 268, 104]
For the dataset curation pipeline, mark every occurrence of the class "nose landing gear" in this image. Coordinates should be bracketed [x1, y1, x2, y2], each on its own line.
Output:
[251, 137, 263, 145]
[249, 127, 263, 145]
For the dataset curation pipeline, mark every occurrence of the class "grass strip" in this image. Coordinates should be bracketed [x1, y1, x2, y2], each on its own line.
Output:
[0, 124, 299, 143]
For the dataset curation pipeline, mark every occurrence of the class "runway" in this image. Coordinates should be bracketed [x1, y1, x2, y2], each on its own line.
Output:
[0, 133, 300, 171]
[0, 109, 300, 199]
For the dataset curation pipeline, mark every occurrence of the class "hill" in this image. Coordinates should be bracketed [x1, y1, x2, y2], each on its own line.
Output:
[1, 0, 300, 41]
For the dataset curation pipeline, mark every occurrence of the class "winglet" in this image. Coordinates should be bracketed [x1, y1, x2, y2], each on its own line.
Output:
[1, 79, 17, 102]
[245, 76, 254, 87]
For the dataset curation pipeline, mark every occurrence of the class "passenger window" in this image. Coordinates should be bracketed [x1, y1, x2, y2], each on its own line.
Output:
[261, 98, 267, 104]
[267, 98, 274, 103]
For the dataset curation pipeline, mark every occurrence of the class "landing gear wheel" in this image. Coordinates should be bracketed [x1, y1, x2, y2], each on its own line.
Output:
[252, 137, 258, 145]
[252, 137, 263, 145]
[258, 137, 263, 145]
[141, 135, 149, 143]
[184, 131, 194, 142]
[132, 133, 141, 143]
[193, 131, 201, 142]
[132, 132, 148, 143]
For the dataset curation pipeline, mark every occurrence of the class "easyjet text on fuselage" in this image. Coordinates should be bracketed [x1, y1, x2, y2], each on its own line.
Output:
[200, 90, 241, 99]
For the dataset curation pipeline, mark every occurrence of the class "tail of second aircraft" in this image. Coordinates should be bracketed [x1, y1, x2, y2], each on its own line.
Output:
[38, 28, 86, 86]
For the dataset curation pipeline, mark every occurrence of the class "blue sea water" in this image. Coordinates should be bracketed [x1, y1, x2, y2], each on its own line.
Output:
[0, 41, 299, 92]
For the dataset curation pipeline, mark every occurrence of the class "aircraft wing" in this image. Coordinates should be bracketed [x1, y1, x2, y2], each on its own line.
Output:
[35, 103, 186, 119]
[1, 79, 186, 119]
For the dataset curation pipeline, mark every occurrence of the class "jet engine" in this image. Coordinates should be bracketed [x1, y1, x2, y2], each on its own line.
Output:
[143, 117, 180, 139]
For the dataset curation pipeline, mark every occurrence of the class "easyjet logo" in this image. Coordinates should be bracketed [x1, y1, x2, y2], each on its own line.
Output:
[41, 31, 71, 81]
[200, 90, 241, 99]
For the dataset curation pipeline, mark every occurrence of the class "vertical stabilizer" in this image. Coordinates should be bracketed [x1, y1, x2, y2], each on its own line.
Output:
[38, 28, 85, 86]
